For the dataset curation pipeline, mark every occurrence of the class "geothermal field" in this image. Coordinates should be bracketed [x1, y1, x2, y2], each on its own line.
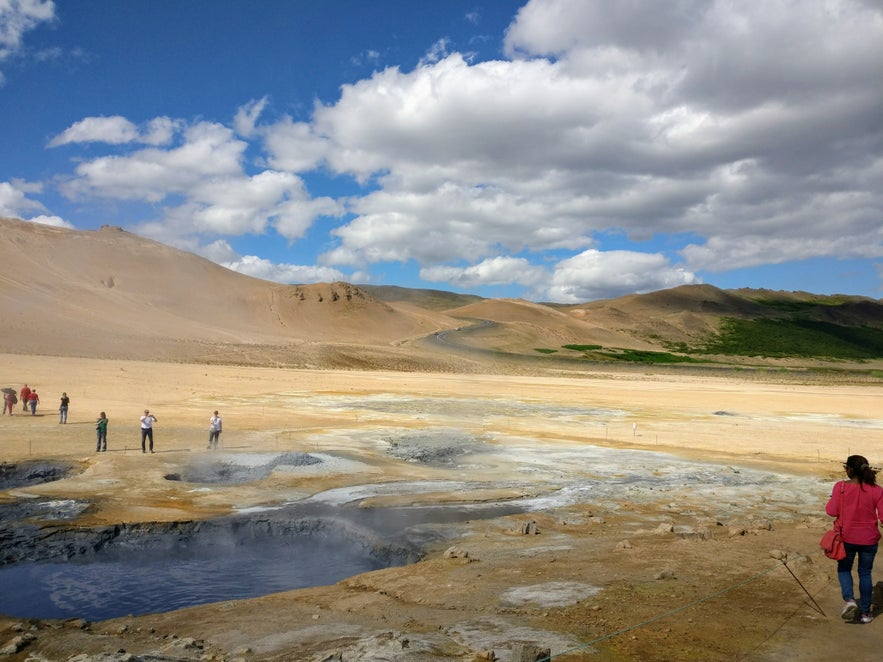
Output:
[2, 354, 883, 661]
[2, 219, 883, 660]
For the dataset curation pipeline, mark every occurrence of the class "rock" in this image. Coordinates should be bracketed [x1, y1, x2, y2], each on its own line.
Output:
[473, 650, 497, 660]
[65, 618, 90, 630]
[677, 527, 713, 541]
[655, 569, 677, 580]
[653, 522, 674, 535]
[444, 545, 469, 559]
[510, 643, 552, 661]
[615, 539, 632, 550]
[0, 633, 34, 655]
[519, 520, 540, 535]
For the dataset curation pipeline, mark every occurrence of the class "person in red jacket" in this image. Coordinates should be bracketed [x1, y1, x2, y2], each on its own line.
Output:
[3, 392, 15, 415]
[20, 384, 31, 412]
[27, 389, 39, 415]
[826, 455, 883, 623]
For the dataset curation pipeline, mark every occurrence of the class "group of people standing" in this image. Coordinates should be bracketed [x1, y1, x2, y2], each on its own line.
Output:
[2, 384, 43, 416]
[132, 409, 222, 453]
[3, 385, 72, 421]
[2, 383, 223, 455]
[131, 409, 222, 453]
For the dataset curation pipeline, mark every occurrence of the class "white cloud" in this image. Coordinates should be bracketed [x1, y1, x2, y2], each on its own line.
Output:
[0, 179, 72, 227]
[307, 0, 883, 281]
[262, 116, 329, 172]
[162, 170, 343, 239]
[325, 181, 592, 268]
[543, 249, 699, 303]
[60, 121, 245, 202]
[421, 256, 546, 289]
[22, 213, 69, 227]
[193, 238, 346, 285]
[221, 254, 346, 285]
[54, 113, 343, 252]
[49, 116, 139, 146]
[234, 97, 268, 138]
[49, 115, 180, 147]
[420, 38, 451, 65]
[0, 0, 55, 83]
[141, 117, 180, 146]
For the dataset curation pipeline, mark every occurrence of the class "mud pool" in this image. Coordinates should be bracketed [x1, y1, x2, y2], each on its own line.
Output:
[0, 424, 832, 623]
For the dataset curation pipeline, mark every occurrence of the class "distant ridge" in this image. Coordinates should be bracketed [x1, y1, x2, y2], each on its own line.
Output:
[2, 217, 882, 369]
[358, 284, 484, 311]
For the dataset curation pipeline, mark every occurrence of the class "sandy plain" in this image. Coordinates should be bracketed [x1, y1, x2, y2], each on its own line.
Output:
[2, 352, 883, 661]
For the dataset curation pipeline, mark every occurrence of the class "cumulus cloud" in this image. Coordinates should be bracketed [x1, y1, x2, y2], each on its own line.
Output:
[263, 116, 329, 172]
[49, 115, 181, 147]
[544, 249, 700, 303]
[59, 121, 246, 202]
[53, 113, 345, 266]
[422, 256, 547, 289]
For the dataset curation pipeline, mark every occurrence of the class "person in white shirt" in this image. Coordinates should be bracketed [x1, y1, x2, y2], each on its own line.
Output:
[208, 410, 222, 449]
[140, 409, 157, 453]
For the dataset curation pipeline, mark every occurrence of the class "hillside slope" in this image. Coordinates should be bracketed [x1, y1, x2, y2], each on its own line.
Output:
[3, 218, 882, 369]
[0, 218, 459, 363]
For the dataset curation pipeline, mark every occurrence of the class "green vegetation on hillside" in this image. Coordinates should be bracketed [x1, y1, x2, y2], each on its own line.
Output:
[699, 318, 883, 359]
[560, 344, 708, 364]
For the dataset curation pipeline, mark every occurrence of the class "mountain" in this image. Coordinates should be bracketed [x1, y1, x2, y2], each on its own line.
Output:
[0, 217, 460, 367]
[2, 217, 882, 370]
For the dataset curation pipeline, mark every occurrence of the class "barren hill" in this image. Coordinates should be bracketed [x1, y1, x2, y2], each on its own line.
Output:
[0, 218, 459, 365]
[3, 217, 882, 370]
[444, 297, 657, 353]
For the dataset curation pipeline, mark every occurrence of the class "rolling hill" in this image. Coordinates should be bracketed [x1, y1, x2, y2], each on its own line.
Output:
[2, 216, 883, 371]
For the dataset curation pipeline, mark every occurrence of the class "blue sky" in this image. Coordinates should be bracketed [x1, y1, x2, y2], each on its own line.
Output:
[1, 0, 882, 303]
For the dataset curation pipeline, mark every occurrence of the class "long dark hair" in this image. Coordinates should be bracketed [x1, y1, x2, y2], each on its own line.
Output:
[845, 455, 877, 488]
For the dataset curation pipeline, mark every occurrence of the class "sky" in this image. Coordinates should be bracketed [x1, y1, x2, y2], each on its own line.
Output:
[1, 0, 881, 303]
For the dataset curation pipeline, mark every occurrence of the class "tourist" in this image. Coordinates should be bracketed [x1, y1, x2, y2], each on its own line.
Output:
[208, 410, 222, 449]
[20, 384, 30, 412]
[3, 391, 15, 415]
[59, 392, 70, 424]
[96, 412, 108, 452]
[140, 409, 157, 453]
[27, 389, 39, 415]
[827, 455, 883, 623]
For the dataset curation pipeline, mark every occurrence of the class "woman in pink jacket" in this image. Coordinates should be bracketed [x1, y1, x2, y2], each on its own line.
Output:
[826, 455, 883, 623]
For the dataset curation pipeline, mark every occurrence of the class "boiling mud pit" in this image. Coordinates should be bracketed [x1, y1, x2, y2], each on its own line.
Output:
[0, 426, 825, 624]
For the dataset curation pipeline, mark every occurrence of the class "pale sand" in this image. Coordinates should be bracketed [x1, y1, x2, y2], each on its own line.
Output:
[3, 353, 880, 473]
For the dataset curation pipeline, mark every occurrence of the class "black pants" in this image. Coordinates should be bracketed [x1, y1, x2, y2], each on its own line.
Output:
[141, 427, 154, 452]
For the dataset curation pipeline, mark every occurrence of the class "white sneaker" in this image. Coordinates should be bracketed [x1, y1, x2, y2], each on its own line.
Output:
[842, 600, 858, 620]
